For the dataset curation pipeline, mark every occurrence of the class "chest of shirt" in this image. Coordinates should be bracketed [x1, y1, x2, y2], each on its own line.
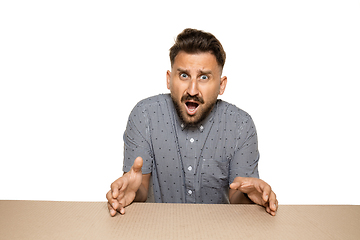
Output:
[149, 113, 239, 174]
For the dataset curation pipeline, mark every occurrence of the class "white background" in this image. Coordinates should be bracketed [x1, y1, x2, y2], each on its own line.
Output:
[1, 0, 359, 204]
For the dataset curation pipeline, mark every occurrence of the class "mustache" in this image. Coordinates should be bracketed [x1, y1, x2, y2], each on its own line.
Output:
[181, 94, 205, 104]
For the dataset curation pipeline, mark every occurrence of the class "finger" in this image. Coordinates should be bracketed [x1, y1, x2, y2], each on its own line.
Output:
[259, 183, 271, 203]
[271, 200, 278, 216]
[263, 202, 275, 216]
[107, 191, 120, 212]
[106, 190, 113, 202]
[117, 196, 126, 215]
[119, 207, 125, 215]
[111, 181, 121, 199]
[267, 205, 277, 216]
[269, 191, 278, 212]
[229, 177, 247, 190]
[131, 157, 143, 173]
[265, 197, 278, 216]
[229, 181, 241, 190]
[106, 190, 121, 211]
[107, 202, 117, 217]
[111, 177, 128, 199]
[118, 177, 129, 195]
[265, 203, 271, 214]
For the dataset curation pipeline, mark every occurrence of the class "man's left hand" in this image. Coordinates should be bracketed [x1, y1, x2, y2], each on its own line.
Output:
[230, 177, 278, 216]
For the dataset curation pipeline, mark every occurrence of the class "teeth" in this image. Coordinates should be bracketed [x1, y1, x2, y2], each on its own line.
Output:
[188, 105, 196, 110]
[186, 102, 198, 111]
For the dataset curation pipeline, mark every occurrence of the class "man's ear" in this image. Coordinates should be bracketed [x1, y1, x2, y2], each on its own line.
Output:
[219, 76, 227, 95]
[166, 70, 171, 90]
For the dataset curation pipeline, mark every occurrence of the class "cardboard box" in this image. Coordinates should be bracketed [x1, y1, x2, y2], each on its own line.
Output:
[0, 201, 359, 239]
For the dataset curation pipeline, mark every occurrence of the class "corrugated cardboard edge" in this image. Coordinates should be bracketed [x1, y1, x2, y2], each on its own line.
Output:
[1, 201, 359, 240]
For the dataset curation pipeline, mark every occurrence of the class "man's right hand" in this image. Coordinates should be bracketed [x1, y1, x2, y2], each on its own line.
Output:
[106, 157, 144, 216]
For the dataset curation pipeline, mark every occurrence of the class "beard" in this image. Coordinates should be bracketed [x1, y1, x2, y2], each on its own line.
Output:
[171, 93, 217, 127]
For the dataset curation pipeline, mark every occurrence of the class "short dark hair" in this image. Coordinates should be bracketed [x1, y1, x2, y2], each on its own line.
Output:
[169, 28, 226, 69]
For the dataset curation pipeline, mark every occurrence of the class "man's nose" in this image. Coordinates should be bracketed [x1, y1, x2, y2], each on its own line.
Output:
[187, 78, 199, 96]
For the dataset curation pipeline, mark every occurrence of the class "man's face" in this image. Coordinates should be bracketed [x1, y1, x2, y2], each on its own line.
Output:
[166, 51, 227, 126]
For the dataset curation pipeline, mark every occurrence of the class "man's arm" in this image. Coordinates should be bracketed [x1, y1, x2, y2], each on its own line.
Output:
[106, 157, 151, 216]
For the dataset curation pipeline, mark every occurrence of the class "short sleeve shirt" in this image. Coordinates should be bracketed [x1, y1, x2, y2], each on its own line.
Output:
[123, 94, 259, 204]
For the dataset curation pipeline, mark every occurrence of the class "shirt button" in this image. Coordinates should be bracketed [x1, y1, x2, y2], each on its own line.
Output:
[187, 190, 193, 195]
[187, 166, 192, 171]
[190, 138, 194, 143]
[200, 125, 204, 131]
[181, 123, 184, 128]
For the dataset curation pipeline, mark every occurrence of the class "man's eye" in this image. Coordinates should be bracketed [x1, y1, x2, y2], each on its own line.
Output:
[200, 75, 208, 80]
[180, 73, 188, 78]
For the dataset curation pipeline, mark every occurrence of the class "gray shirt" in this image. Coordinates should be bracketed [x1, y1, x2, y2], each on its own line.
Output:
[123, 94, 259, 204]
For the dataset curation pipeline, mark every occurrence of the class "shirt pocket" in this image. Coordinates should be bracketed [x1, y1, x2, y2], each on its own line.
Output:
[201, 159, 229, 188]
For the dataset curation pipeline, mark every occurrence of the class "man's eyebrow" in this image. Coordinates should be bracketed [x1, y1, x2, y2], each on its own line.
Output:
[198, 69, 212, 75]
[176, 68, 189, 73]
[176, 68, 212, 75]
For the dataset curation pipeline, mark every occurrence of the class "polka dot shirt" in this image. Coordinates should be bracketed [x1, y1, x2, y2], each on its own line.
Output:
[123, 94, 259, 204]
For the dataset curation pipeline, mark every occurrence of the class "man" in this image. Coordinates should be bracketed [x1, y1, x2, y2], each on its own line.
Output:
[106, 28, 278, 216]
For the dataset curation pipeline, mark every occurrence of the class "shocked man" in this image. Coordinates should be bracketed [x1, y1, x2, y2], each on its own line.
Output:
[106, 28, 278, 216]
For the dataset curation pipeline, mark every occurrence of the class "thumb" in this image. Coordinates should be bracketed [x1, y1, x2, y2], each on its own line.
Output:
[131, 157, 143, 173]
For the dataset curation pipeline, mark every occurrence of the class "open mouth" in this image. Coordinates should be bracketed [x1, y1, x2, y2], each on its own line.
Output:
[185, 101, 199, 115]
